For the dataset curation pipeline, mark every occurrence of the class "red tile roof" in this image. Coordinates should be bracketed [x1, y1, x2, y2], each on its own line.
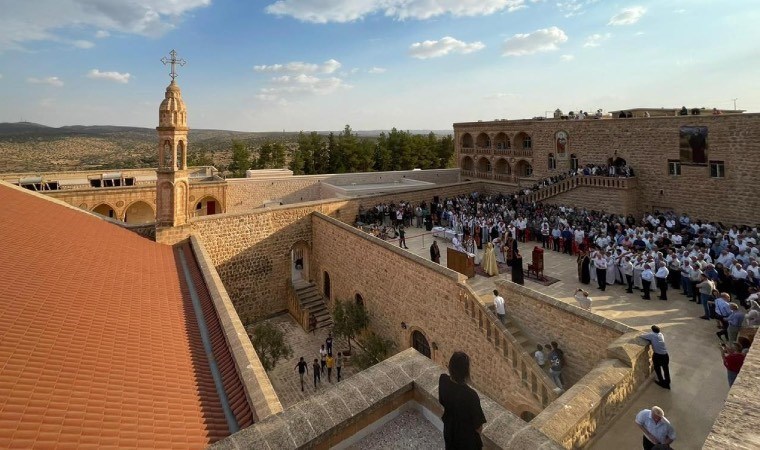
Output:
[0, 184, 251, 448]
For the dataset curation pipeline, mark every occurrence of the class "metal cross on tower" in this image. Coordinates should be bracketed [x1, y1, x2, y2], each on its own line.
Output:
[161, 49, 186, 80]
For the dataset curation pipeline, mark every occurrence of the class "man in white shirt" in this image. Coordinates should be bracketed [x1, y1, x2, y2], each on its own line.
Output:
[493, 290, 506, 325]
[635, 406, 676, 449]
[655, 262, 670, 301]
[622, 256, 634, 293]
[595, 253, 608, 291]
[641, 264, 654, 300]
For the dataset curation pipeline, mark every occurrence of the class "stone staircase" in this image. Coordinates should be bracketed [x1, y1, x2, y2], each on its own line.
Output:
[520, 175, 637, 204]
[292, 279, 333, 330]
[474, 287, 539, 357]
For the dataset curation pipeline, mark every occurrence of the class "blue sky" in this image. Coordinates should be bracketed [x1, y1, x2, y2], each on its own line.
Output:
[0, 0, 758, 131]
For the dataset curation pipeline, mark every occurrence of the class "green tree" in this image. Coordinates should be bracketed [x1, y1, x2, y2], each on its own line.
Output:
[332, 299, 370, 354]
[437, 134, 455, 168]
[250, 322, 293, 371]
[227, 140, 250, 178]
[255, 142, 272, 169]
[353, 332, 396, 370]
[374, 132, 392, 171]
[271, 141, 287, 169]
[310, 132, 328, 174]
[187, 147, 214, 167]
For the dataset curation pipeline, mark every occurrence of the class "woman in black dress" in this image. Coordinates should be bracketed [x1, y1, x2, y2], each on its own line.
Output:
[511, 249, 525, 285]
[577, 246, 591, 284]
[439, 352, 486, 450]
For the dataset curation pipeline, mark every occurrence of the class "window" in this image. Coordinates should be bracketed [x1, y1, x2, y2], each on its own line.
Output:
[570, 154, 578, 171]
[668, 160, 681, 176]
[710, 161, 725, 178]
[548, 153, 556, 170]
[523, 136, 532, 149]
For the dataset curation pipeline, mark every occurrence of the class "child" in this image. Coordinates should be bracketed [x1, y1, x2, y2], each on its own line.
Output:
[534, 344, 546, 368]
[574, 288, 592, 311]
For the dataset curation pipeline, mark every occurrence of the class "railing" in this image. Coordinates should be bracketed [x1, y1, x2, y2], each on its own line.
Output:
[461, 169, 476, 178]
[493, 173, 516, 183]
[475, 171, 492, 180]
[521, 176, 638, 203]
[461, 147, 475, 154]
[462, 148, 534, 158]
[286, 280, 308, 331]
[457, 284, 557, 408]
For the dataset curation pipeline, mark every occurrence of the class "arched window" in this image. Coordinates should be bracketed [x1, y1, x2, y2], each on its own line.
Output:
[523, 136, 532, 149]
[570, 154, 578, 171]
[548, 153, 556, 170]
[355, 293, 364, 307]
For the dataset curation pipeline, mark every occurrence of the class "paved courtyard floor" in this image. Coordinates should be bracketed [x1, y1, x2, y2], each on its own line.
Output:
[258, 314, 361, 409]
[394, 226, 730, 449]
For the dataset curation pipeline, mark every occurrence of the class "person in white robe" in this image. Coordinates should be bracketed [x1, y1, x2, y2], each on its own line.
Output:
[482, 242, 500, 276]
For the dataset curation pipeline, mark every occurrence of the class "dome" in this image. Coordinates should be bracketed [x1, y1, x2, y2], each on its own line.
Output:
[158, 81, 187, 128]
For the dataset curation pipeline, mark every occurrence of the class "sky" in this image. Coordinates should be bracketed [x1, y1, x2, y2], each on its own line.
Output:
[0, 0, 758, 132]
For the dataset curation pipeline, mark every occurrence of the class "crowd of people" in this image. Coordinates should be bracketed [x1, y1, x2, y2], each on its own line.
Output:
[356, 191, 757, 449]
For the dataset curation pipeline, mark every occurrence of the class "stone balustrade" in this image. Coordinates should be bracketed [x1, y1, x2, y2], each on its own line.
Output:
[522, 176, 638, 203]
[457, 284, 557, 409]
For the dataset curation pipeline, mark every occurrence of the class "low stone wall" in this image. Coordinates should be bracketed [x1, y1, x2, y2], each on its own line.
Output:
[189, 235, 283, 422]
[495, 280, 630, 385]
[120, 222, 156, 240]
[530, 332, 650, 449]
[210, 349, 561, 450]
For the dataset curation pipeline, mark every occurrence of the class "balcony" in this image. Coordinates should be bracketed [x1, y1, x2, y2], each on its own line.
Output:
[461, 147, 533, 159]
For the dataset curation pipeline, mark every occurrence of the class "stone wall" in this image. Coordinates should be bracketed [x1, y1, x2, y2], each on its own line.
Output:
[226, 168, 461, 213]
[531, 332, 650, 449]
[210, 349, 561, 450]
[495, 280, 629, 385]
[455, 114, 760, 224]
[703, 341, 760, 449]
[310, 213, 545, 414]
[189, 235, 283, 422]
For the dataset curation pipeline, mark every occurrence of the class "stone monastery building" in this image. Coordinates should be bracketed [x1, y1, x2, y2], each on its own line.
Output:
[0, 69, 758, 449]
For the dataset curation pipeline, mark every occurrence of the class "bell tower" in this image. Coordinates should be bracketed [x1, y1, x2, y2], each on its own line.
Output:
[156, 50, 189, 227]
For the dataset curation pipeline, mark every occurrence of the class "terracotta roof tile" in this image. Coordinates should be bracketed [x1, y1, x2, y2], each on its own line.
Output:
[0, 184, 253, 447]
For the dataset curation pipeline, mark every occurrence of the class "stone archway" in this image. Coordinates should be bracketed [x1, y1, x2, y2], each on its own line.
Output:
[290, 241, 310, 282]
[461, 156, 474, 171]
[476, 133, 490, 149]
[514, 160, 533, 177]
[494, 132, 510, 149]
[124, 201, 155, 224]
[494, 158, 511, 175]
[92, 203, 116, 219]
[514, 132, 532, 150]
[476, 157, 491, 173]
[194, 195, 221, 217]
[411, 330, 431, 358]
[461, 133, 473, 148]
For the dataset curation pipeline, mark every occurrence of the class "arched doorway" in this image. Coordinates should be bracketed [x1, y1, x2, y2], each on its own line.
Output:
[461, 156, 474, 171]
[613, 157, 627, 168]
[291, 241, 310, 282]
[494, 132, 509, 149]
[92, 203, 116, 219]
[494, 158, 511, 175]
[514, 160, 533, 177]
[124, 201, 155, 224]
[411, 330, 431, 358]
[195, 196, 220, 217]
[476, 157, 491, 173]
[355, 293, 364, 307]
[323, 271, 331, 300]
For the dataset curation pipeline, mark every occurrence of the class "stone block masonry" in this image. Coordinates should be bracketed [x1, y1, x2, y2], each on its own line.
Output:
[310, 212, 545, 414]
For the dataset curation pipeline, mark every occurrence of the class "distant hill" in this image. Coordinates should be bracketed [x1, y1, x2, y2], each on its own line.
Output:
[0, 123, 453, 173]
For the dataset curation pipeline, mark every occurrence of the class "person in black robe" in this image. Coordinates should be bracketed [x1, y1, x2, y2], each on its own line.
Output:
[503, 236, 518, 267]
[577, 247, 591, 284]
[430, 241, 441, 264]
[511, 249, 525, 285]
[439, 352, 486, 450]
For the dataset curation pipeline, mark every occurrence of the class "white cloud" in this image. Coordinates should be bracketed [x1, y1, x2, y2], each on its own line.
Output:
[0, 0, 211, 51]
[583, 33, 610, 47]
[608, 6, 646, 25]
[265, 0, 529, 23]
[483, 93, 517, 100]
[560, 54, 574, 61]
[409, 36, 485, 59]
[72, 39, 94, 49]
[502, 27, 568, 56]
[94, 30, 110, 38]
[27, 76, 63, 87]
[87, 69, 131, 83]
[557, 0, 599, 18]
[258, 74, 351, 101]
[368, 67, 386, 74]
[254, 59, 342, 74]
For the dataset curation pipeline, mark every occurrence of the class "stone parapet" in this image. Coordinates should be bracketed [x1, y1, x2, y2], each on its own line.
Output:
[210, 349, 561, 450]
[189, 235, 283, 422]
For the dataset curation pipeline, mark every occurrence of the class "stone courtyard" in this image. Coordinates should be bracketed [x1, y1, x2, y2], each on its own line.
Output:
[260, 313, 362, 409]
[387, 225, 731, 449]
